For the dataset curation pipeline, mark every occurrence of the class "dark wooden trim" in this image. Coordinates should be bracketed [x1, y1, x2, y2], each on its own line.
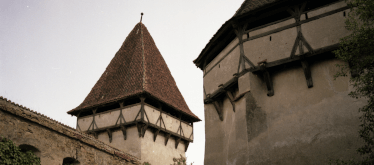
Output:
[175, 137, 181, 149]
[115, 106, 126, 126]
[243, 6, 349, 43]
[120, 125, 127, 140]
[260, 64, 274, 96]
[165, 133, 171, 146]
[76, 111, 82, 132]
[107, 129, 112, 143]
[185, 141, 190, 152]
[153, 128, 160, 142]
[88, 108, 98, 131]
[225, 91, 236, 112]
[203, 44, 339, 103]
[213, 101, 223, 121]
[301, 60, 313, 88]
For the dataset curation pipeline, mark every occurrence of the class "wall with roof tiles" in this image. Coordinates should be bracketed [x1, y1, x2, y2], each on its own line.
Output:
[0, 97, 139, 165]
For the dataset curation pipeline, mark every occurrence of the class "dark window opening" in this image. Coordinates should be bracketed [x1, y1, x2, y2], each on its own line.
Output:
[304, 0, 341, 13]
[343, 11, 346, 17]
[122, 97, 141, 107]
[63, 157, 80, 165]
[144, 97, 160, 109]
[79, 110, 93, 118]
[270, 36, 272, 41]
[245, 10, 291, 31]
[96, 103, 120, 114]
[305, 13, 309, 19]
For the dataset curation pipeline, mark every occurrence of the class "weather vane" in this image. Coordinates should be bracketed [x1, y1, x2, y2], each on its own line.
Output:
[140, 12, 143, 22]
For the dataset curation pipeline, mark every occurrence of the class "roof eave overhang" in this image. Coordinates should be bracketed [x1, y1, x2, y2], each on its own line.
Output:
[67, 91, 201, 122]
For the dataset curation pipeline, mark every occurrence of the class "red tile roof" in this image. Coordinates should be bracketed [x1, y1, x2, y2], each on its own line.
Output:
[68, 23, 200, 121]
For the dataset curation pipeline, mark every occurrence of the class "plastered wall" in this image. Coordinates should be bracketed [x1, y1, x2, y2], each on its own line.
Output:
[203, 1, 366, 164]
[140, 130, 186, 165]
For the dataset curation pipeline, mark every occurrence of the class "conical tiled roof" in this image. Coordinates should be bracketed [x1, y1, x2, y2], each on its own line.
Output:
[68, 23, 200, 121]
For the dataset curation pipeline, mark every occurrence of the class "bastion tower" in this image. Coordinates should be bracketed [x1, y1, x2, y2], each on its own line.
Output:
[67, 20, 200, 165]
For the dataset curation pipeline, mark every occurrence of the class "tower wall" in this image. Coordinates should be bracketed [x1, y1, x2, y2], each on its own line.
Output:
[141, 130, 186, 165]
[202, 1, 366, 164]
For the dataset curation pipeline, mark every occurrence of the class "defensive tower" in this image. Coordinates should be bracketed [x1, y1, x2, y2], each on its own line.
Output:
[68, 21, 200, 165]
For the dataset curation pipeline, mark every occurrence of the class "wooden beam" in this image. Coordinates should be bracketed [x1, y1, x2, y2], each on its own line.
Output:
[165, 133, 171, 146]
[301, 60, 313, 88]
[137, 123, 147, 138]
[175, 137, 181, 149]
[120, 125, 127, 140]
[225, 91, 236, 112]
[185, 141, 190, 152]
[154, 129, 160, 142]
[260, 63, 274, 96]
[213, 100, 223, 121]
[107, 129, 112, 143]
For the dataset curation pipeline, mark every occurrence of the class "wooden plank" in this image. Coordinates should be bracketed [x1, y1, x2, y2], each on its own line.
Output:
[153, 129, 160, 142]
[175, 137, 181, 149]
[213, 101, 223, 121]
[260, 64, 274, 96]
[165, 133, 171, 146]
[120, 125, 127, 140]
[301, 60, 313, 88]
[226, 91, 236, 112]
[107, 129, 112, 143]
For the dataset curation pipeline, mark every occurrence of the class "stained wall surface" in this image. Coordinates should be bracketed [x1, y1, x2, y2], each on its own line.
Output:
[203, 1, 366, 164]
[0, 98, 139, 165]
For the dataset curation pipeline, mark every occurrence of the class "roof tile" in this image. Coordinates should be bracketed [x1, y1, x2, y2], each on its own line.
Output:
[68, 23, 199, 121]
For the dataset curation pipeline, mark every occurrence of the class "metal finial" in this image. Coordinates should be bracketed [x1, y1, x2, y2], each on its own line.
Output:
[140, 12, 143, 22]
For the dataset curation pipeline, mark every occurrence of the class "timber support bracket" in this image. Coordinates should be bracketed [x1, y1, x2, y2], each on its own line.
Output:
[259, 62, 274, 96]
[106, 129, 112, 143]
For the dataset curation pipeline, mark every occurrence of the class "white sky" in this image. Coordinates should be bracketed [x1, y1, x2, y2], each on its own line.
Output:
[0, 1, 244, 164]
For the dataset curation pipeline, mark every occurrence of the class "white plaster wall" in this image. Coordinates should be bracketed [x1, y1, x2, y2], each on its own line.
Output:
[302, 9, 350, 50]
[96, 110, 120, 128]
[205, 38, 239, 72]
[141, 129, 186, 165]
[181, 122, 193, 139]
[204, 46, 240, 95]
[144, 105, 160, 125]
[163, 113, 180, 133]
[77, 116, 93, 131]
[248, 18, 295, 37]
[123, 104, 141, 121]
[244, 27, 297, 65]
[97, 126, 142, 159]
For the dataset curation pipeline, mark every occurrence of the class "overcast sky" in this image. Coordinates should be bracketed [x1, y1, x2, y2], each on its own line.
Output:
[0, 0, 244, 164]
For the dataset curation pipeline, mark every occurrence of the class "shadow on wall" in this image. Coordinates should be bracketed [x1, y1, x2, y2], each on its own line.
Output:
[245, 92, 268, 142]
[19, 144, 41, 158]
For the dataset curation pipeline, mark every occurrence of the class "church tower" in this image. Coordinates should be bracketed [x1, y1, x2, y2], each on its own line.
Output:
[67, 20, 200, 165]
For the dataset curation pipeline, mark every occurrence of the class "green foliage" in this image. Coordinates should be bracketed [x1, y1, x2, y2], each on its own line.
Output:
[333, 0, 374, 164]
[0, 137, 41, 165]
[171, 154, 193, 165]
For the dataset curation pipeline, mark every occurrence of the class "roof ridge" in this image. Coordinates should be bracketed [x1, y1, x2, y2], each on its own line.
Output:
[141, 23, 146, 91]
[0, 96, 140, 162]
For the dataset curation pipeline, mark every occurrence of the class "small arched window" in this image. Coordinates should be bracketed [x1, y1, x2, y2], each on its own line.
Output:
[63, 157, 80, 165]
[19, 144, 41, 158]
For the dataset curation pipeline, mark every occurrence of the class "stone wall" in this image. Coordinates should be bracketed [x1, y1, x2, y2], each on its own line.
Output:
[0, 97, 140, 165]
